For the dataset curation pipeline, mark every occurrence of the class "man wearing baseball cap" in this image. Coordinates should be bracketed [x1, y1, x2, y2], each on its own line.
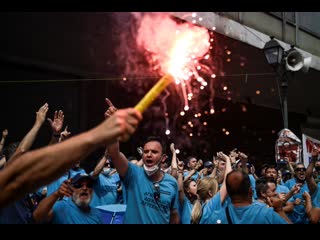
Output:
[33, 173, 103, 224]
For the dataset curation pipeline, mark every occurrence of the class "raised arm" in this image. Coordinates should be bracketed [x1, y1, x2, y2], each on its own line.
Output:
[33, 180, 72, 223]
[0, 108, 142, 208]
[169, 143, 178, 178]
[306, 146, 318, 195]
[59, 125, 71, 142]
[285, 157, 295, 176]
[303, 191, 320, 224]
[91, 154, 107, 178]
[0, 155, 6, 169]
[239, 152, 249, 174]
[0, 129, 8, 153]
[217, 151, 232, 203]
[7, 103, 48, 164]
[104, 98, 129, 178]
[47, 110, 65, 145]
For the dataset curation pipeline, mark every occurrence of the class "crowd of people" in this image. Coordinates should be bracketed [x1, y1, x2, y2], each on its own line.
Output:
[0, 98, 319, 224]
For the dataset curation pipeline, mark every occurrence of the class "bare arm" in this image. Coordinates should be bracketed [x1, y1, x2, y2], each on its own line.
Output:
[169, 208, 180, 224]
[268, 196, 292, 224]
[217, 152, 232, 203]
[47, 110, 65, 145]
[183, 168, 197, 183]
[104, 98, 129, 178]
[0, 129, 8, 153]
[285, 157, 295, 176]
[170, 143, 178, 178]
[303, 191, 320, 224]
[33, 180, 72, 223]
[91, 155, 107, 178]
[59, 126, 71, 142]
[306, 146, 318, 195]
[0, 108, 142, 208]
[209, 161, 218, 178]
[0, 155, 6, 169]
[107, 142, 129, 178]
[8, 103, 48, 164]
[177, 171, 185, 205]
[239, 152, 249, 174]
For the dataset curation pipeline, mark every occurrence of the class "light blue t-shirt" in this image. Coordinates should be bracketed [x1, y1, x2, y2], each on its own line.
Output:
[276, 184, 293, 202]
[37, 168, 86, 197]
[285, 178, 310, 224]
[180, 195, 194, 224]
[123, 162, 179, 224]
[248, 174, 257, 200]
[52, 198, 103, 224]
[91, 172, 119, 207]
[199, 192, 224, 224]
[206, 199, 287, 224]
[183, 171, 199, 182]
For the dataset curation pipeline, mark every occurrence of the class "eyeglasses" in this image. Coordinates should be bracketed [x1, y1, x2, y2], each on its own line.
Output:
[72, 182, 94, 189]
[295, 168, 306, 172]
[105, 163, 110, 166]
[153, 183, 160, 201]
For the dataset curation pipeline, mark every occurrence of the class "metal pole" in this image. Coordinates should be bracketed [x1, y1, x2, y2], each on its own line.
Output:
[281, 74, 289, 129]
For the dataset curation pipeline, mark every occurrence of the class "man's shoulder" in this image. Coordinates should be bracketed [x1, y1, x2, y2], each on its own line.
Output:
[163, 172, 178, 185]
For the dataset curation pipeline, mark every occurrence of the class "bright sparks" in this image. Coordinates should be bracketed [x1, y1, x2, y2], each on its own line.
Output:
[136, 13, 211, 111]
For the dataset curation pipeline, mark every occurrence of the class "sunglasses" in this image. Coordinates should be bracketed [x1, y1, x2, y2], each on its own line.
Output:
[72, 182, 94, 189]
[105, 163, 111, 166]
[295, 168, 306, 172]
[153, 183, 160, 202]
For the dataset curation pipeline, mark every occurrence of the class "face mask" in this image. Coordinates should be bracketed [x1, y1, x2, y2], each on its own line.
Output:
[102, 168, 112, 176]
[143, 164, 159, 177]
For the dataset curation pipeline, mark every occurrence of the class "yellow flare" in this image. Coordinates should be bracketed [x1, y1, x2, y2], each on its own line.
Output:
[134, 74, 174, 113]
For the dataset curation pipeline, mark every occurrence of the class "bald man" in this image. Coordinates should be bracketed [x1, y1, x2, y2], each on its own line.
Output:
[206, 170, 290, 224]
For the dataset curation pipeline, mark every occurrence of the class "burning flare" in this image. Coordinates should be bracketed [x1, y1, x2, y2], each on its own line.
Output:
[134, 13, 210, 113]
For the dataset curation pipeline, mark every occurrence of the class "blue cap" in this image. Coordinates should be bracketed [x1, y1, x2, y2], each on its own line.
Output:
[204, 161, 213, 168]
[282, 170, 291, 176]
[71, 173, 94, 185]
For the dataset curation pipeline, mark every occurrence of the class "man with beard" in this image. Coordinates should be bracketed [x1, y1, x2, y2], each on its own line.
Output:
[32, 173, 103, 224]
[285, 162, 310, 224]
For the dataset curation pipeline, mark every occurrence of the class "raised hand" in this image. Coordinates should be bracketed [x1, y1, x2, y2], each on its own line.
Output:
[311, 145, 319, 159]
[239, 152, 248, 161]
[104, 98, 118, 119]
[59, 126, 71, 142]
[170, 143, 175, 153]
[35, 103, 49, 126]
[47, 110, 64, 134]
[217, 151, 230, 162]
[57, 179, 73, 198]
[229, 148, 239, 164]
[101, 108, 142, 143]
[2, 129, 8, 138]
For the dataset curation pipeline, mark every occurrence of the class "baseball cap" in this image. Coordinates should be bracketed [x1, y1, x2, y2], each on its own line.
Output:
[204, 161, 213, 168]
[277, 159, 287, 165]
[71, 173, 94, 185]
